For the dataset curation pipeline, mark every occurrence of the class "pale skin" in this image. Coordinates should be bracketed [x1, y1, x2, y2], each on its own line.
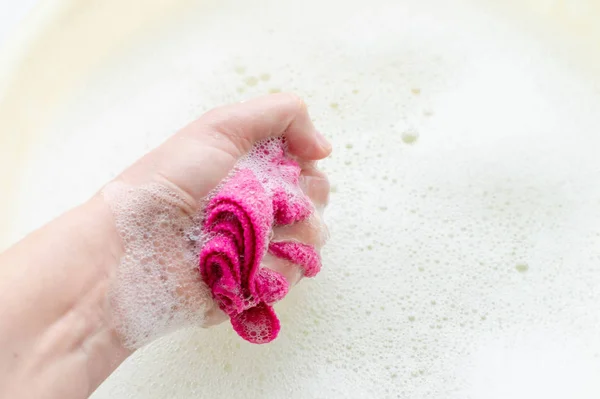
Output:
[0, 93, 332, 399]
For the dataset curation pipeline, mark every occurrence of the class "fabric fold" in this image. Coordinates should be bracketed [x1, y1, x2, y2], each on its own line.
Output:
[268, 241, 322, 278]
[199, 139, 322, 344]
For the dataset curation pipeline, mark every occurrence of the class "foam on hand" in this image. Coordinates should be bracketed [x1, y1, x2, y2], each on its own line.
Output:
[102, 182, 212, 349]
[103, 137, 324, 348]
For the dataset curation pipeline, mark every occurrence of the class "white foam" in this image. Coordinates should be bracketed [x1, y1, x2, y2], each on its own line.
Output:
[102, 182, 211, 349]
[237, 137, 306, 201]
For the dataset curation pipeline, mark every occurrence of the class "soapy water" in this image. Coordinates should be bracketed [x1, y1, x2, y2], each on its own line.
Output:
[8, 0, 600, 398]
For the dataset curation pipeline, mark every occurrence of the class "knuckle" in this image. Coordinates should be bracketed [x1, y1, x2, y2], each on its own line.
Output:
[281, 92, 307, 114]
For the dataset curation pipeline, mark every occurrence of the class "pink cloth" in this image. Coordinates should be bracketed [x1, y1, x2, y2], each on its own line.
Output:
[199, 143, 322, 344]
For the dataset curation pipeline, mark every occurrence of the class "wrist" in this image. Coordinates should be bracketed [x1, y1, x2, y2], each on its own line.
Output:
[0, 194, 130, 398]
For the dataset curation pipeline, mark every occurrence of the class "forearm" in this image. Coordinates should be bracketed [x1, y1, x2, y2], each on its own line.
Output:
[0, 195, 129, 399]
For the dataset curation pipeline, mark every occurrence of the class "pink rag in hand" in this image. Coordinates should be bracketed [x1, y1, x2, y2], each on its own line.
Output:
[199, 141, 322, 344]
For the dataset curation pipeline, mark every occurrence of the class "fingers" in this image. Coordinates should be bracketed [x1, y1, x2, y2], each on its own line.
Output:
[193, 93, 332, 160]
[299, 165, 330, 211]
[205, 165, 330, 324]
[272, 165, 330, 247]
[263, 164, 329, 288]
[203, 249, 303, 326]
[261, 252, 304, 286]
[272, 214, 328, 248]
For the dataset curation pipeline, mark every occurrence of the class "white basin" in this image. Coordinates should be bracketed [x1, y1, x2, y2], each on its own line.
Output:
[1, 1, 600, 398]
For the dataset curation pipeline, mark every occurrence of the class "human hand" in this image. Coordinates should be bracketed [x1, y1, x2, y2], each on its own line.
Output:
[102, 93, 332, 348]
[0, 93, 331, 399]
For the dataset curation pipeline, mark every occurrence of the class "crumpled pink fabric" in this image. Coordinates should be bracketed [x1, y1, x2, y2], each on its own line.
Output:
[199, 141, 322, 344]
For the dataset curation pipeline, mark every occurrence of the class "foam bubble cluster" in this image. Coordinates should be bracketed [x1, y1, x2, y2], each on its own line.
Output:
[102, 182, 211, 349]
[238, 137, 309, 204]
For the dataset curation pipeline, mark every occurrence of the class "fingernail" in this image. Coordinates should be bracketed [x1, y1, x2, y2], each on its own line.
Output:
[315, 130, 332, 153]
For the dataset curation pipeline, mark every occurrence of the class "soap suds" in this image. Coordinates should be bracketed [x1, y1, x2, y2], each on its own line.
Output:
[102, 182, 211, 349]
